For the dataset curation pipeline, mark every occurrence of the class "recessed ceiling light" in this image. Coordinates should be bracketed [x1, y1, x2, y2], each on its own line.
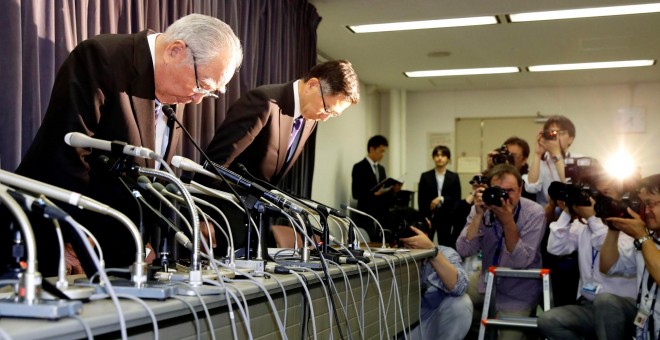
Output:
[528, 60, 655, 72]
[405, 67, 520, 77]
[509, 3, 660, 22]
[348, 16, 498, 33]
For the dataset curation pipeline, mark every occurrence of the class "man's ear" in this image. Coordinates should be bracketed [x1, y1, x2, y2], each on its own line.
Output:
[163, 40, 188, 64]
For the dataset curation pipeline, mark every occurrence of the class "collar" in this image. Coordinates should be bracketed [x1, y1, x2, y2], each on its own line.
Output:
[147, 33, 160, 72]
[366, 157, 378, 167]
[292, 80, 302, 120]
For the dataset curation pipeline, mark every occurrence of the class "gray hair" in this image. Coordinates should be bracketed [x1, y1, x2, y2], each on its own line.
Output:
[162, 14, 243, 70]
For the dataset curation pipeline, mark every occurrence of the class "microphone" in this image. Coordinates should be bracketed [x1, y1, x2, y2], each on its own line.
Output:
[172, 155, 305, 215]
[340, 203, 388, 250]
[64, 132, 159, 160]
[0, 169, 148, 285]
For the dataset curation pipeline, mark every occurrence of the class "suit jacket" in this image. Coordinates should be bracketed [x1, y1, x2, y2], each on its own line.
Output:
[14, 30, 185, 275]
[351, 158, 386, 214]
[417, 169, 461, 222]
[204, 82, 317, 185]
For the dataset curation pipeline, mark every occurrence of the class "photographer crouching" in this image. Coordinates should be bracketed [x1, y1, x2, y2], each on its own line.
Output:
[399, 223, 473, 339]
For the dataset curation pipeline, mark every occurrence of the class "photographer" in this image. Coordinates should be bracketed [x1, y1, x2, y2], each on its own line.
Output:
[399, 225, 472, 339]
[487, 136, 535, 200]
[418, 145, 461, 247]
[537, 174, 637, 340]
[526, 115, 578, 207]
[600, 174, 660, 339]
[456, 163, 546, 339]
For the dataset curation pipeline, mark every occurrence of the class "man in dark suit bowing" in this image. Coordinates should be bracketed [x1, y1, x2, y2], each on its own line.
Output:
[204, 60, 360, 184]
[418, 145, 461, 248]
[202, 60, 359, 250]
[11, 14, 243, 276]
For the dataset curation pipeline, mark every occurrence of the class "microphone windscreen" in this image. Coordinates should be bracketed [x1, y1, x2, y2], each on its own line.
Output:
[152, 182, 166, 193]
[340, 203, 348, 210]
[136, 176, 152, 189]
[165, 183, 180, 195]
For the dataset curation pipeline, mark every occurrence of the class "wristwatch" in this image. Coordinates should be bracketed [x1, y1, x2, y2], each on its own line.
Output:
[551, 155, 563, 163]
[431, 246, 439, 258]
[634, 235, 653, 250]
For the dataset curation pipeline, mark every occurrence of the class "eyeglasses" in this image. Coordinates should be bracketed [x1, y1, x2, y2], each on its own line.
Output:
[319, 87, 341, 117]
[192, 55, 219, 99]
[646, 200, 660, 209]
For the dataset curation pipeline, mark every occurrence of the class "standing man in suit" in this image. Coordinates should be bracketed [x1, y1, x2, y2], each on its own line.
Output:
[351, 135, 392, 237]
[204, 60, 360, 184]
[418, 145, 461, 247]
[11, 14, 243, 276]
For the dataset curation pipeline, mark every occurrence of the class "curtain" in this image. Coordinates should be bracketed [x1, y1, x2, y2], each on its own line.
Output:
[0, 0, 320, 196]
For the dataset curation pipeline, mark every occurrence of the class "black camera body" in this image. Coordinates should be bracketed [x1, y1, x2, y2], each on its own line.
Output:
[542, 130, 558, 140]
[393, 216, 430, 239]
[564, 157, 600, 184]
[469, 175, 488, 186]
[595, 192, 645, 219]
[491, 145, 515, 165]
[482, 186, 509, 206]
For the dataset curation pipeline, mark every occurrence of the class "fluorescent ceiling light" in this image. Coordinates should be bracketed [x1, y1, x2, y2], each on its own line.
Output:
[528, 60, 655, 72]
[405, 67, 520, 77]
[509, 3, 660, 22]
[348, 16, 497, 33]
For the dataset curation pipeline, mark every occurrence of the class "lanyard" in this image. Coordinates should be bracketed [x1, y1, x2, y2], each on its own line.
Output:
[492, 202, 522, 266]
[636, 267, 660, 339]
[591, 247, 599, 276]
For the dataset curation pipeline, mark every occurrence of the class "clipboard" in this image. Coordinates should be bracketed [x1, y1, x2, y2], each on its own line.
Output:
[370, 177, 403, 192]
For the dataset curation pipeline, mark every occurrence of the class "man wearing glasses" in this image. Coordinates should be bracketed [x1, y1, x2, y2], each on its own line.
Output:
[525, 115, 578, 208]
[204, 59, 360, 184]
[14, 14, 243, 276]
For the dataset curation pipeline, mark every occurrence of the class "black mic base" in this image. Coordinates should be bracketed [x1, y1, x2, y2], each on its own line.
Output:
[340, 248, 365, 257]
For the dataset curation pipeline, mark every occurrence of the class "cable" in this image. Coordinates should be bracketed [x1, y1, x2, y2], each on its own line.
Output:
[288, 269, 317, 340]
[69, 314, 93, 340]
[115, 293, 159, 339]
[325, 260, 355, 340]
[262, 272, 289, 326]
[171, 296, 201, 340]
[173, 281, 216, 340]
[65, 216, 127, 340]
[357, 260, 390, 340]
[291, 266, 333, 339]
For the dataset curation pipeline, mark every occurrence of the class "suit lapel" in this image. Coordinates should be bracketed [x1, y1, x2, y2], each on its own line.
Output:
[132, 97, 156, 168]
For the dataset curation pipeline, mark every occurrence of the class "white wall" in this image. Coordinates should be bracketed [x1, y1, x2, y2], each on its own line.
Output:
[406, 83, 660, 188]
[313, 81, 660, 208]
[311, 83, 381, 208]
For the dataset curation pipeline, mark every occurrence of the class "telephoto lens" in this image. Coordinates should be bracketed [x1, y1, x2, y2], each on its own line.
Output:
[482, 186, 509, 207]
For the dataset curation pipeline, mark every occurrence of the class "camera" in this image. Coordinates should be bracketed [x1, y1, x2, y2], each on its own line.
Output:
[564, 157, 600, 184]
[491, 145, 514, 165]
[542, 130, 559, 140]
[469, 175, 488, 186]
[548, 181, 598, 207]
[392, 215, 429, 239]
[594, 192, 645, 219]
[482, 186, 509, 206]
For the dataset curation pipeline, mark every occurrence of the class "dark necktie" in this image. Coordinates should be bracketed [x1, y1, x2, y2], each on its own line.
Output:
[374, 163, 380, 182]
[286, 117, 304, 162]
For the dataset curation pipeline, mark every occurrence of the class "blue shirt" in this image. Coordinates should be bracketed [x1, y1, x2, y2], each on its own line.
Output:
[420, 246, 469, 320]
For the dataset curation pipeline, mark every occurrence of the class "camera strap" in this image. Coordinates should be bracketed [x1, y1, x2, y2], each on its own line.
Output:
[491, 202, 522, 266]
[635, 267, 659, 339]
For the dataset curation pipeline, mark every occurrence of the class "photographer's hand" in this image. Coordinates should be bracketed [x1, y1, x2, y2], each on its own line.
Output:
[573, 197, 596, 219]
[607, 208, 648, 239]
[490, 198, 519, 252]
[399, 226, 434, 250]
[473, 187, 487, 215]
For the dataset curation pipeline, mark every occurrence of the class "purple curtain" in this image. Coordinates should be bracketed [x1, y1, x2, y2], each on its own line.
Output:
[0, 0, 320, 196]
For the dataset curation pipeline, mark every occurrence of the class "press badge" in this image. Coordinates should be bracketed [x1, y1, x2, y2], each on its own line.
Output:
[634, 297, 653, 328]
[634, 306, 650, 328]
[581, 282, 601, 296]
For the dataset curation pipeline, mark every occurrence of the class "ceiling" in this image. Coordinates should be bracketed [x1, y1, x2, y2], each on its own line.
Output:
[309, 0, 660, 92]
